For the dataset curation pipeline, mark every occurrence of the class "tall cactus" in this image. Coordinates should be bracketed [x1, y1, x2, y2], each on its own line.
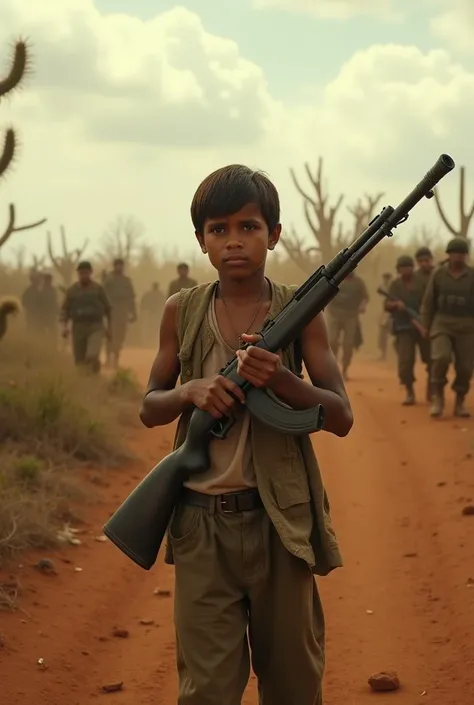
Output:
[0, 39, 46, 249]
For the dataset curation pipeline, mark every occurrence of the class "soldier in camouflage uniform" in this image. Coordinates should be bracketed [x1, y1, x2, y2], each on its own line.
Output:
[384, 255, 430, 405]
[414, 246, 435, 397]
[21, 269, 42, 335]
[167, 262, 197, 297]
[103, 258, 137, 369]
[60, 261, 111, 373]
[378, 272, 393, 360]
[38, 272, 59, 343]
[326, 271, 368, 379]
[421, 237, 474, 418]
[139, 282, 165, 347]
[414, 246, 435, 294]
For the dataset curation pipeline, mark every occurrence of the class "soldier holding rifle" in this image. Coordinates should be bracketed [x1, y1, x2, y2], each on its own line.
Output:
[421, 237, 474, 418]
[383, 254, 430, 405]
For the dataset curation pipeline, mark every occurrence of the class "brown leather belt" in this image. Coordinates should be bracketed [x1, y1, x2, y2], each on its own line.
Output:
[180, 487, 263, 513]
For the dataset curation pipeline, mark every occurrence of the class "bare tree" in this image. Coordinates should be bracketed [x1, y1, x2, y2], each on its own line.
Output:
[282, 156, 383, 273]
[411, 224, 442, 250]
[11, 244, 26, 271]
[31, 253, 45, 272]
[346, 194, 384, 241]
[433, 165, 474, 240]
[98, 215, 144, 267]
[47, 225, 88, 287]
[0, 40, 46, 251]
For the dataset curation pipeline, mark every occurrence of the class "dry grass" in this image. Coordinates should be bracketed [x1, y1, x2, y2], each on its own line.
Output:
[0, 332, 142, 582]
[0, 333, 138, 462]
[0, 449, 86, 560]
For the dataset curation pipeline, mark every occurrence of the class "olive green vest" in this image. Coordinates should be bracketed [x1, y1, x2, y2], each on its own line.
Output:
[164, 281, 343, 576]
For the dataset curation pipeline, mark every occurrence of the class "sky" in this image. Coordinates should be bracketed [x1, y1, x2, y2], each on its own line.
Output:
[1, 0, 473, 265]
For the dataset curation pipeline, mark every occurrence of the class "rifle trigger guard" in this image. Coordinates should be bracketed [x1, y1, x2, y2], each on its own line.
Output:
[245, 388, 325, 435]
[210, 414, 236, 440]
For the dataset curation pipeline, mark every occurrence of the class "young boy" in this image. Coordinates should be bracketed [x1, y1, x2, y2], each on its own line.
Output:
[140, 165, 353, 705]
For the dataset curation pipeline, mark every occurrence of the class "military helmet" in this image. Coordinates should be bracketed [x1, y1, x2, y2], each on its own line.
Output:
[445, 237, 469, 254]
[396, 254, 414, 268]
[415, 246, 432, 259]
[76, 260, 93, 271]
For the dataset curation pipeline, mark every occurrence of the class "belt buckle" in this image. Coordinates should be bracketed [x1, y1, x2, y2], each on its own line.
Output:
[220, 494, 236, 513]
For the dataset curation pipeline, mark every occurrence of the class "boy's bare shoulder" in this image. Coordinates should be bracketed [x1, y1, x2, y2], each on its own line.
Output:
[161, 293, 180, 328]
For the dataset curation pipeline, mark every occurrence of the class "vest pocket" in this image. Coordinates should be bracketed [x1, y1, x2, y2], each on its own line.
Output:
[271, 459, 311, 509]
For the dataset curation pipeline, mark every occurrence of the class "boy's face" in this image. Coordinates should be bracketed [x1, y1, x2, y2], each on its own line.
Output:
[196, 203, 280, 280]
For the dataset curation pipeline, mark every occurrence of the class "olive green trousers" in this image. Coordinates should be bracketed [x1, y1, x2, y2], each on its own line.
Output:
[170, 502, 325, 705]
[431, 332, 474, 396]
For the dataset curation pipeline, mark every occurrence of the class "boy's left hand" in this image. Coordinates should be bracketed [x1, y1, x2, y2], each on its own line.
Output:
[236, 333, 283, 388]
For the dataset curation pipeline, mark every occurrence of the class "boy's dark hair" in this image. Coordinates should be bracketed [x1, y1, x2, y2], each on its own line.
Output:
[191, 164, 280, 234]
[177, 262, 189, 269]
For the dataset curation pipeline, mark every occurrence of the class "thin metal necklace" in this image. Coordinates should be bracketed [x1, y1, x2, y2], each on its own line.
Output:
[218, 279, 267, 348]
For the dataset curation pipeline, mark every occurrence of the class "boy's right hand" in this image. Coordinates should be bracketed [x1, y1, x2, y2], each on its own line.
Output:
[183, 376, 245, 418]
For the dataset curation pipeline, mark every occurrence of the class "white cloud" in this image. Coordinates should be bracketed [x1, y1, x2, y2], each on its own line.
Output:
[299, 44, 474, 184]
[253, 0, 395, 19]
[428, 0, 474, 54]
[0, 0, 472, 268]
[1, 0, 273, 148]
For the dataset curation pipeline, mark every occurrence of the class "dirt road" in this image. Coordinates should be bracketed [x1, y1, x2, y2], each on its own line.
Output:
[1, 350, 473, 704]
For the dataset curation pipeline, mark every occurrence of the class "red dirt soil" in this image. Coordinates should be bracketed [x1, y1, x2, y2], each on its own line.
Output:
[1, 349, 474, 704]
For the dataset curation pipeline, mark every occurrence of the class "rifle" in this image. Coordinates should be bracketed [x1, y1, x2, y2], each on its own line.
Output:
[102, 153, 455, 570]
[376, 287, 427, 337]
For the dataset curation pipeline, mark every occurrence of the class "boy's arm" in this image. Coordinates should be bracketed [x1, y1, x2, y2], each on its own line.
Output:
[267, 314, 353, 437]
[139, 294, 189, 428]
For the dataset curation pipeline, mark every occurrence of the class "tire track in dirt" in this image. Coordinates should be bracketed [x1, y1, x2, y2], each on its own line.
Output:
[1, 352, 473, 703]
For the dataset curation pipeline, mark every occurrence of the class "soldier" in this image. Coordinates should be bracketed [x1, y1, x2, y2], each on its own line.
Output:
[167, 262, 197, 297]
[60, 261, 111, 373]
[384, 255, 430, 405]
[326, 271, 369, 379]
[38, 272, 59, 343]
[139, 282, 166, 347]
[103, 258, 137, 369]
[421, 237, 474, 418]
[414, 246, 435, 294]
[378, 272, 393, 360]
[21, 269, 42, 335]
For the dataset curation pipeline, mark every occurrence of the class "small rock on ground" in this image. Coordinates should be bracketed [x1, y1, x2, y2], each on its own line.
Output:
[368, 671, 400, 692]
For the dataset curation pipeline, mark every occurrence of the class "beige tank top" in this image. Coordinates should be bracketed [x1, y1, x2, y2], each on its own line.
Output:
[183, 286, 269, 495]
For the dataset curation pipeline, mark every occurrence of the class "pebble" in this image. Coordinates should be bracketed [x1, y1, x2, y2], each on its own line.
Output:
[111, 627, 129, 638]
[368, 670, 400, 692]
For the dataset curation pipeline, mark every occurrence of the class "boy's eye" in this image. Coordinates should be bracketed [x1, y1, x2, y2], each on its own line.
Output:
[243, 223, 256, 231]
[210, 226, 225, 234]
